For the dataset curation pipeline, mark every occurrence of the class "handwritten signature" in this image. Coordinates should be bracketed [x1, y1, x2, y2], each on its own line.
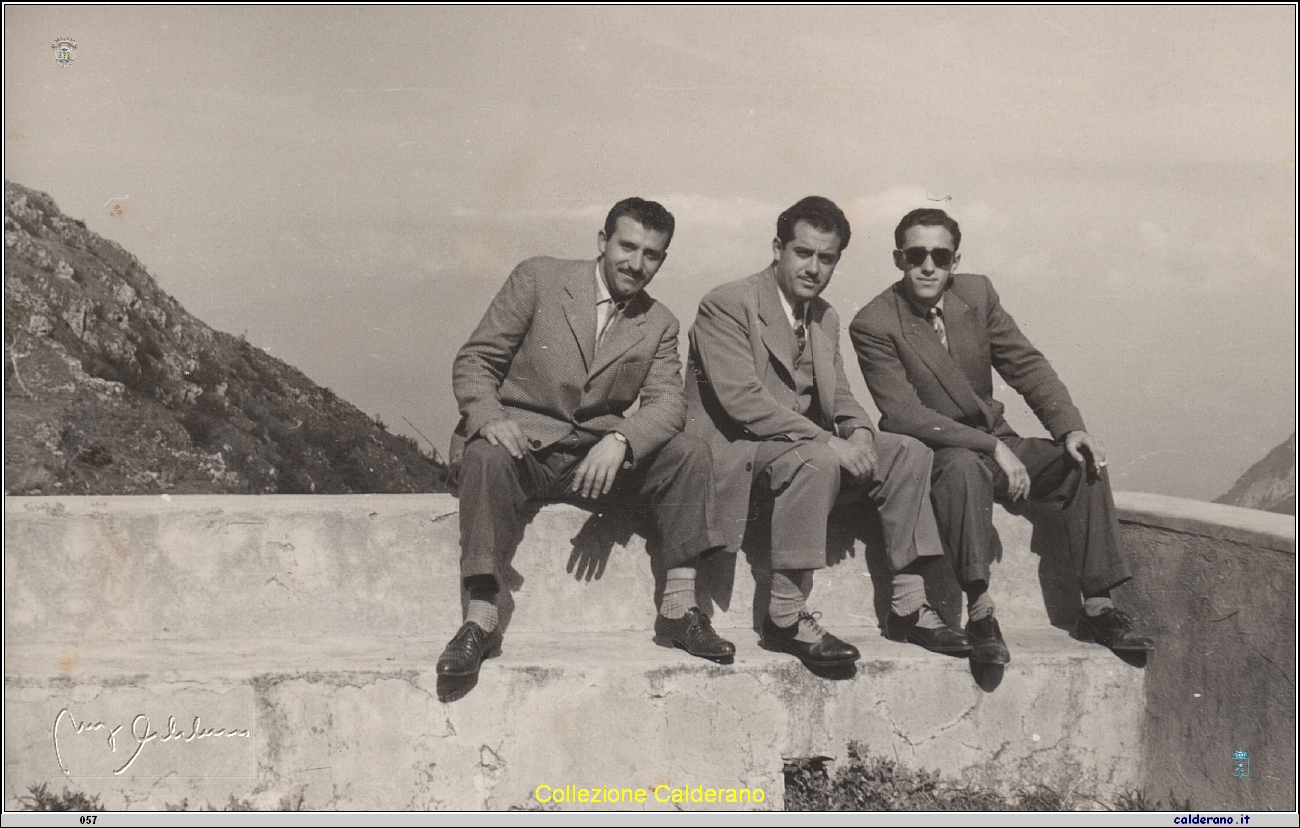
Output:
[53, 708, 250, 776]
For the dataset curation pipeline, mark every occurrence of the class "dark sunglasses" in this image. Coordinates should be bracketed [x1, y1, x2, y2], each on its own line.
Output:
[900, 247, 955, 269]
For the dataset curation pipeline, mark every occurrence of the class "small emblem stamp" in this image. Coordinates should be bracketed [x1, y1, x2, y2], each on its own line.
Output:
[52, 36, 76, 66]
[1233, 749, 1250, 778]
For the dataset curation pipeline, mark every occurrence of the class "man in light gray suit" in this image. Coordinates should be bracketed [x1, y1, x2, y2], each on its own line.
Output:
[686, 196, 969, 672]
[851, 208, 1154, 664]
[444, 198, 733, 681]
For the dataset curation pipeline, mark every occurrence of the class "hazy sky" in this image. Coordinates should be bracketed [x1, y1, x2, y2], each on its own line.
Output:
[5, 6, 1295, 501]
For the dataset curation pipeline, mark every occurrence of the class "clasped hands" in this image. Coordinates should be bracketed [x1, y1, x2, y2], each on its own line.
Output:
[827, 429, 877, 481]
[480, 418, 628, 500]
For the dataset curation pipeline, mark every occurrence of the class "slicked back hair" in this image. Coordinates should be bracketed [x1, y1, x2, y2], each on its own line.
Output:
[776, 196, 851, 252]
[894, 208, 962, 251]
[603, 197, 676, 247]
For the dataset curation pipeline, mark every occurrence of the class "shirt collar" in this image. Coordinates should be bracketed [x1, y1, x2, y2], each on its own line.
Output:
[904, 286, 946, 320]
[774, 280, 802, 328]
[595, 262, 627, 309]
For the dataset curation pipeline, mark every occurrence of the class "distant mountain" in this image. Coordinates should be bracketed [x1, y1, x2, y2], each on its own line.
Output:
[4, 181, 447, 495]
[1215, 433, 1295, 515]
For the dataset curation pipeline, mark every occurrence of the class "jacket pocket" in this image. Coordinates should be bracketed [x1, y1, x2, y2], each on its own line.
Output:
[608, 358, 650, 404]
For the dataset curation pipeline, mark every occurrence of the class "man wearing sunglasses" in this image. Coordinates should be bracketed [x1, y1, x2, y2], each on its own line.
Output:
[849, 208, 1153, 665]
[685, 197, 971, 674]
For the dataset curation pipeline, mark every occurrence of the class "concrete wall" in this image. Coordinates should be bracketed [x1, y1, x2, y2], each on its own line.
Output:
[1114, 493, 1296, 811]
[2, 493, 1078, 641]
[5, 491, 1292, 810]
[5, 493, 1143, 810]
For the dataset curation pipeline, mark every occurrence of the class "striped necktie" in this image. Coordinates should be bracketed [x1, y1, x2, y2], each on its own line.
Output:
[927, 306, 948, 350]
[793, 302, 807, 356]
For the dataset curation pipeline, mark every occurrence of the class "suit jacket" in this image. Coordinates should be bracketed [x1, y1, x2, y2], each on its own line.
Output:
[685, 267, 875, 551]
[849, 273, 1085, 455]
[452, 257, 686, 465]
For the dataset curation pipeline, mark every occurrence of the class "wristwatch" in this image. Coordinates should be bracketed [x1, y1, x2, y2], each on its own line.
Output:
[610, 432, 632, 468]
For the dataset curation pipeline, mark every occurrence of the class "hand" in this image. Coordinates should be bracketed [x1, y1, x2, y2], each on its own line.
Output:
[480, 418, 529, 459]
[993, 441, 1030, 501]
[828, 435, 875, 481]
[847, 428, 878, 478]
[1064, 430, 1107, 478]
[570, 434, 629, 499]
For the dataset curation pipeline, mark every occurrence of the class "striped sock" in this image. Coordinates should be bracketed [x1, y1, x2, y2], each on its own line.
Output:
[465, 576, 499, 633]
[466, 599, 498, 633]
[890, 570, 926, 617]
[660, 567, 697, 619]
[893, 563, 942, 629]
[769, 569, 813, 630]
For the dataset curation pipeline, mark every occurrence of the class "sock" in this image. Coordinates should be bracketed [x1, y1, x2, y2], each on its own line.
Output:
[963, 580, 995, 623]
[914, 604, 946, 630]
[660, 567, 698, 619]
[890, 570, 926, 617]
[892, 564, 943, 629]
[1083, 593, 1114, 618]
[769, 569, 813, 630]
[465, 575, 499, 633]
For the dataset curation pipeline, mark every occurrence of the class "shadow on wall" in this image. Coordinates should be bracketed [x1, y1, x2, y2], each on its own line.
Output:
[468, 495, 1090, 637]
[462, 502, 654, 636]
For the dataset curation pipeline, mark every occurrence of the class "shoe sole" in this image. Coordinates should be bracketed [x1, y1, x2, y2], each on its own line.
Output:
[969, 646, 1011, 665]
[435, 644, 502, 678]
[886, 631, 973, 656]
[1075, 628, 1155, 653]
[653, 635, 735, 665]
[757, 637, 858, 668]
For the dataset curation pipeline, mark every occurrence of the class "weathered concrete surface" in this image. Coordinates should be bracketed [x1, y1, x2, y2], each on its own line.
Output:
[3, 494, 1080, 641]
[1116, 496, 1296, 812]
[1119, 491, 1294, 553]
[20, 492, 1288, 810]
[4, 630, 1139, 811]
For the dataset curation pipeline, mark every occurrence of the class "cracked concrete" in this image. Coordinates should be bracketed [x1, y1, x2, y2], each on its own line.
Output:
[8, 492, 1287, 810]
[5, 630, 1141, 810]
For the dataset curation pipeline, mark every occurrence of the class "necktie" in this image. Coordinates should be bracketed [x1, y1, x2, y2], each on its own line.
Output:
[596, 299, 622, 352]
[793, 302, 807, 357]
[927, 306, 948, 350]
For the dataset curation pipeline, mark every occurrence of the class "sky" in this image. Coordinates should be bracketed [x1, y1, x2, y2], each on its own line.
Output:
[4, 6, 1295, 502]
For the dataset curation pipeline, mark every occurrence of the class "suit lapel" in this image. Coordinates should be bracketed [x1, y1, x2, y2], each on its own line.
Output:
[806, 301, 836, 426]
[938, 288, 988, 394]
[757, 268, 797, 378]
[588, 294, 647, 378]
[895, 284, 997, 430]
[563, 263, 597, 372]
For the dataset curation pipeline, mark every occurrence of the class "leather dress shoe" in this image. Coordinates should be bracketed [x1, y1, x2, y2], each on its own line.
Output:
[966, 615, 1011, 665]
[436, 621, 503, 677]
[759, 611, 859, 668]
[654, 608, 736, 664]
[887, 606, 973, 655]
[1076, 607, 1155, 652]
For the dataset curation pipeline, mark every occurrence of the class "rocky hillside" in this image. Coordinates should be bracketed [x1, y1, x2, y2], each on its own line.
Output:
[1215, 432, 1295, 515]
[4, 181, 447, 495]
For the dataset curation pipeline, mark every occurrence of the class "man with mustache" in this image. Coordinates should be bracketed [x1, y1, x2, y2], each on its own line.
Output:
[850, 208, 1154, 664]
[442, 197, 734, 682]
[685, 196, 970, 672]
